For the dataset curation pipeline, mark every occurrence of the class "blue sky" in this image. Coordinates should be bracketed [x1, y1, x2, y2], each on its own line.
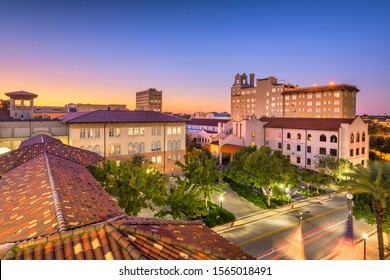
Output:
[1, 0, 389, 114]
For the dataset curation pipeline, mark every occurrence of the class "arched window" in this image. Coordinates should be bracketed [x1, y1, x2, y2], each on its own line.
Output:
[134, 143, 139, 153]
[177, 140, 181, 150]
[307, 134, 312, 141]
[94, 145, 100, 155]
[87, 145, 93, 151]
[330, 135, 338, 143]
[287, 132, 291, 139]
[108, 144, 115, 155]
[287, 144, 291, 150]
[139, 142, 145, 153]
[128, 143, 134, 154]
[362, 132, 366, 142]
[320, 134, 327, 142]
[356, 133, 360, 142]
[350, 133, 354, 143]
[297, 133, 301, 140]
[297, 145, 301, 152]
[114, 144, 121, 155]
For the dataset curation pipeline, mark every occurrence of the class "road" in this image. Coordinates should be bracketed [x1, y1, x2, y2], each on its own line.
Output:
[219, 196, 375, 260]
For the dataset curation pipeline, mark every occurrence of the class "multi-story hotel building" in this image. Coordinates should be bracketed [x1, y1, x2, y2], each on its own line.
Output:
[282, 84, 359, 118]
[60, 110, 186, 174]
[136, 88, 162, 112]
[231, 73, 359, 120]
[231, 73, 297, 120]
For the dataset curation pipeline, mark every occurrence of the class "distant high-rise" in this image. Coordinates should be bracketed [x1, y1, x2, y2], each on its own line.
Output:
[136, 88, 162, 112]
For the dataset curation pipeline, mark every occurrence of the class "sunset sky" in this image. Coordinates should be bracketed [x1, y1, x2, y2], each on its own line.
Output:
[1, 0, 389, 114]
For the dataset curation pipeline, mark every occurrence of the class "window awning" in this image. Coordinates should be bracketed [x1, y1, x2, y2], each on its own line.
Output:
[220, 144, 245, 155]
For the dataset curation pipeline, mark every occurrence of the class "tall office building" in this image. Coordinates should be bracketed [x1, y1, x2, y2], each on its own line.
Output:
[136, 88, 162, 112]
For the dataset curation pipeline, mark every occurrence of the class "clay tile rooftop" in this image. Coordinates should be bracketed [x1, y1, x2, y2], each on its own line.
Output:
[59, 110, 189, 124]
[0, 135, 253, 260]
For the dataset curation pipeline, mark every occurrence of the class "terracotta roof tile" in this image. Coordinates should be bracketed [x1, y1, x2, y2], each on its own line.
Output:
[2, 216, 253, 260]
[61, 110, 188, 124]
[260, 117, 355, 131]
[0, 152, 124, 244]
[0, 136, 103, 176]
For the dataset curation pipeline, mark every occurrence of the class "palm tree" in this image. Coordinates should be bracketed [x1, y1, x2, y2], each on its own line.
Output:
[340, 161, 390, 260]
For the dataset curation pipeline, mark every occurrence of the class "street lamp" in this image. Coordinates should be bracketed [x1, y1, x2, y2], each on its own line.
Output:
[346, 193, 354, 214]
[298, 210, 303, 225]
[363, 233, 368, 260]
[219, 195, 224, 213]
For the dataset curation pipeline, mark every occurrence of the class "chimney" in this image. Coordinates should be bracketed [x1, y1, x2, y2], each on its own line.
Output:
[250, 73, 255, 87]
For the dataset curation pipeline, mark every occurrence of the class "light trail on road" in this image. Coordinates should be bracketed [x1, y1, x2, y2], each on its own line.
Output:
[255, 219, 348, 259]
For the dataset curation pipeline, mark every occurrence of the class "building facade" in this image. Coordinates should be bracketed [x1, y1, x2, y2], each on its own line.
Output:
[212, 117, 368, 169]
[231, 73, 359, 120]
[186, 118, 232, 147]
[262, 117, 369, 169]
[136, 88, 162, 112]
[61, 110, 186, 174]
[231, 74, 297, 120]
[282, 84, 359, 118]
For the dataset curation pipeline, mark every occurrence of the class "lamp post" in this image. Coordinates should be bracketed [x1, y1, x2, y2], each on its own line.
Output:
[346, 193, 354, 214]
[363, 233, 368, 260]
[219, 195, 223, 213]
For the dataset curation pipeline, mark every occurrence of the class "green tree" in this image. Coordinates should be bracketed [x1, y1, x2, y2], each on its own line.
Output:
[157, 176, 206, 220]
[317, 155, 352, 184]
[339, 161, 390, 260]
[353, 193, 390, 249]
[226, 146, 257, 185]
[244, 146, 298, 207]
[88, 157, 168, 216]
[176, 149, 223, 209]
[299, 168, 331, 195]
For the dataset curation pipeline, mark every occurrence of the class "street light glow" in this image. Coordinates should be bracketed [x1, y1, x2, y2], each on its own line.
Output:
[363, 233, 368, 239]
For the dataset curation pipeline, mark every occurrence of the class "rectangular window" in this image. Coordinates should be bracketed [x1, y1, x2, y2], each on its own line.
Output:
[152, 156, 156, 163]
[152, 127, 161, 136]
[278, 142, 282, 149]
[362, 147, 365, 154]
[307, 158, 311, 165]
[350, 149, 354, 157]
[330, 149, 337, 156]
[167, 127, 172, 135]
[356, 148, 360, 156]
[319, 147, 326, 155]
[80, 129, 86, 139]
[87, 128, 93, 138]
[115, 128, 121, 137]
[157, 156, 162, 163]
[95, 128, 100, 138]
[109, 128, 114, 138]
[297, 157, 301, 164]
[128, 128, 133, 136]
[307, 146, 311, 153]
[134, 128, 139, 136]
[140, 127, 145, 136]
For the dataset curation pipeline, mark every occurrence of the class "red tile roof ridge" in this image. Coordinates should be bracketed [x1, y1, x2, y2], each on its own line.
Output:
[43, 152, 67, 233]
